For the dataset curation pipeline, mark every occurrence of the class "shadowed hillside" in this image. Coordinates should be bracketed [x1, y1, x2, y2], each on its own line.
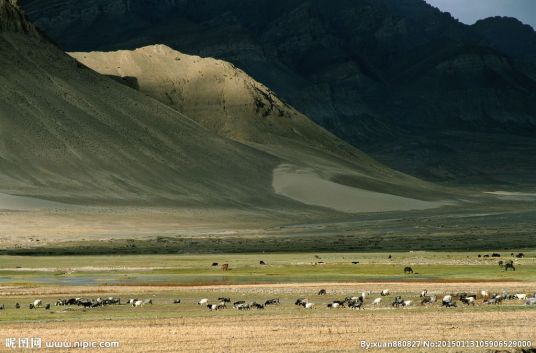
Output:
[20, 0, 536, 185]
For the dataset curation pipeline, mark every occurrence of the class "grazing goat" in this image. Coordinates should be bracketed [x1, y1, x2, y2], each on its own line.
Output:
[32, 299, 42, 308]
[442, 299, 457, 308]
[218, 297, 231, 303]
[404, 267, 414, 274]
[420, 290, 428, 297]
[0, 304, 4, 310]
[380, 289, 390, 296]
[421, 295, 436, 305]
[317, 289, 327, 296]
[265, 299, 280, 306]
[372, 298, 382, 305]
[515, 294, 527, 301]
[392, 296, 404, 308]
[327, 302, 341, 309]
[15, 303, 20, 309]
[295, 298, 308, 306]
[198, 298, 209, 306]
[173, 299, 181, 304]
[303, 302, 315, 309]
[460, 296, 476, 306]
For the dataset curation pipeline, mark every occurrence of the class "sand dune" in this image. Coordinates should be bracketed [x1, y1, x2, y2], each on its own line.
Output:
[273, 165, 451, 213]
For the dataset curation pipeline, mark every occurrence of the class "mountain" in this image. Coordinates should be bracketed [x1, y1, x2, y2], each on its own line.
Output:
[0, 1, 448, 214]
[19, 0, 536, 186]
[0, 0, 279, 207]
[69, 45, 375, 167]
[473, 16, 536, 61]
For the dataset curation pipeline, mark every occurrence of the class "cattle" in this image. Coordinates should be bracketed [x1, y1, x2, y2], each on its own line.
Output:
[45, 304, 51, 310]
[402, 300, 413, 307]
[420, 290, 428, 297]
[351, 261, 359, 265]
[32, 299, 42, 308]
[218, 297, 231, 303]
[442, 295, 453, 303]
[516, 253, 525, 258]
[15, 303, 20, 309]
[317, 289, 327, 296]
[380, 289, 390, 296]
[327, 302, 341, 309]
[29, 304, 35, 310]
[198, 298, 209, 306]
[0, 304, 4, 310]
[492, 253, 501, 258]
[498, 261, 504, 267]
[221, 264, 229, 271]
[404, 267, 414, 274]
[265, 299, 280, 306]
[372, 298, 382, 305]
[173, 299, 181, 304]
[211, 262, 219, 267]
[480, 290, 490, 299]
[142, 299, 153, 305]
[259, 261, 267, 265]
[207, 304, 219, 311]
[515, 294, 527, 301]
[526, 298, 536, 306]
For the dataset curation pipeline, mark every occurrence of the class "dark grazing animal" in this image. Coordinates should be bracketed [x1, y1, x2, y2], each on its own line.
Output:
[173, 299, 181, 304]
[0, 304, 4, 310]
[211, 262, 219, 267]
[218, 297, 231, 303]
[45, 304, 51, 310]
[504, 262, 516, 271]
[259, 261, 267, 265]
[317, 289, 327, 295]
[265, 299, 280, 306]
[15, 303, 20, 309]
[404, 266, 414, 274]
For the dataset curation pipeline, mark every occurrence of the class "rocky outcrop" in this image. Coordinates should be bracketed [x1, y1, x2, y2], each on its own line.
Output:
[0, 0, 38, 35]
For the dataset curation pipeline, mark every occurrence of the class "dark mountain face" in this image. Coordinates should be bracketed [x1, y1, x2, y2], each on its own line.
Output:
[473, 16, 536, 61]
[20, 0, 536, 185]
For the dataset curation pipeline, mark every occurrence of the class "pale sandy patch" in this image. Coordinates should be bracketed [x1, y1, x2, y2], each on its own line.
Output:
[273, 165, 451, 213]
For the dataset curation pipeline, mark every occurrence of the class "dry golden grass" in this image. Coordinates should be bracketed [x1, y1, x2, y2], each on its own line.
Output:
[1, 310, 535, 353]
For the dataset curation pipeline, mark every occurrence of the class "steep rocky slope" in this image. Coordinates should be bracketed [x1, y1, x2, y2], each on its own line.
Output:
[1, 1, 449, 213]
[19, 0, 536, 185]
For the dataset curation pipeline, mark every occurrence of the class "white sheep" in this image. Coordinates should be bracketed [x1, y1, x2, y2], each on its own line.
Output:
[198, 298, 209, 305]
[372, 298, 382, 305]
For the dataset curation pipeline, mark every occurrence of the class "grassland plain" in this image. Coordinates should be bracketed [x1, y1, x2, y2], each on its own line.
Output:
[0, 253, 535, 352]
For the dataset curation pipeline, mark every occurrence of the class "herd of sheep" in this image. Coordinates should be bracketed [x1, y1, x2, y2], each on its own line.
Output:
[1, 289, 535, 313]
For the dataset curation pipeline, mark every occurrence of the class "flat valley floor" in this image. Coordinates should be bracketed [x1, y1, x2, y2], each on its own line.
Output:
[0, 253, 535, 353]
